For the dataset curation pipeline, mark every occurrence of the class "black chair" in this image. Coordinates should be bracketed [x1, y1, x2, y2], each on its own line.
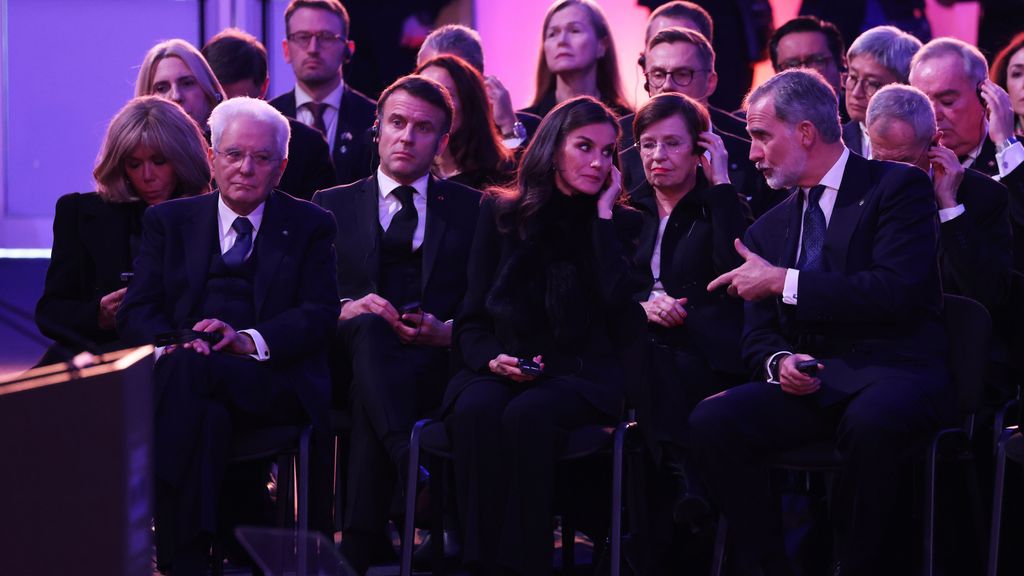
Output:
[330, 408, 353, 534]
[711, 294, 991, 576]
[212, 424, 312, 576]
[398, 417, 638, 576]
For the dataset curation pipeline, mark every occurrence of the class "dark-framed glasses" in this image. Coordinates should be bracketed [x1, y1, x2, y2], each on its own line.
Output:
[287, 31, 344, 48]
[646, 68, 708, 89]
[778, 54, 834, 72]
[844, 72, 885, 96]
[214, 149, 280, 168]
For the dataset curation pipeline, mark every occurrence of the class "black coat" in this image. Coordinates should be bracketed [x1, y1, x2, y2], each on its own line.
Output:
[278, 119, 337, 201]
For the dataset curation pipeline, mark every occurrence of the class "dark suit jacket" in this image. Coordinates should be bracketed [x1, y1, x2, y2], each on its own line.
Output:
[36, 192, 146, 356]
[742, 153, 946, 400]
[939, 168, 1013, 315]
[842, 120, 864, 157]
[117, 191, 340, 430]
[311, 175, 482, 322]
[629, 175, 751, 373]
[270, 85, 377, 187]
[279, 119, 337, 201]
[972, 138, 1024, 272]
[618, 110, 785, 217]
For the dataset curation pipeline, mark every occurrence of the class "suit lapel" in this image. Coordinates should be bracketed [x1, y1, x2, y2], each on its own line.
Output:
[182, 194, 219, 318]
[254, 191, 291, 314]
[358, 177, 382, 288]
[780, 189, 802, 268]
[824, 154, 869, 273]
[280, 90, 298, 118]
[422, 177, 448, 290]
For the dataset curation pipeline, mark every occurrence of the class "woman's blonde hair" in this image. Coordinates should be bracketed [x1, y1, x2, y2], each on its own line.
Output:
[135, 39, 226, 124]
[94, 96, 211, 203]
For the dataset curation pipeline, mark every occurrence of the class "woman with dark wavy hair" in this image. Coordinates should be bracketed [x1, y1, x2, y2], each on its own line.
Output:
[415, 54, 516, 190]
[36, 96, 210, 365]
[991, 31, 1024, 138]
[441, 96, 641, 575]
[522, 0, 632, 120]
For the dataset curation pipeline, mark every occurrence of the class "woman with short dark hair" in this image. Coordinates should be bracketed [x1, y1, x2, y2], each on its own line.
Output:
[36, 96, 210, 365]
[443, 96, 641, 575]
[627, 92, 750, 532]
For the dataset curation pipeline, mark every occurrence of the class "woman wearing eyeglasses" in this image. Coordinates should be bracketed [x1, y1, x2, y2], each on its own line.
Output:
[36, 97, 210, 365]
[521, 0, 632, 120]
[626, 93, 750, 536]
[137, 39, 227, 133]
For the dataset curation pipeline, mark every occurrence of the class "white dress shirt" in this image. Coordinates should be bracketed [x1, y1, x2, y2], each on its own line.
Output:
[294, 81, 345, 153]
[376, 167, 428, 252]
[215, 196, 270, 361]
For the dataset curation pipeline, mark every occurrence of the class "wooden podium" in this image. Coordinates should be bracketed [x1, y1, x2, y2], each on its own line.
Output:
[0, 346, 154, 575]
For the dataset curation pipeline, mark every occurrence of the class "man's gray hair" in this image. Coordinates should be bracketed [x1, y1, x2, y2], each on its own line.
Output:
[419, 24, 485, 73]
[847, 25, 923, 84]
[209, 97, 291, 158]
[866, 84, 936, 147]
[745, 68, 841, 143]
[911, 37, 988, 85]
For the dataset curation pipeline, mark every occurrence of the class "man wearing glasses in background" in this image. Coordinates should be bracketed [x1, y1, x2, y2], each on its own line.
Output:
[840, 26, 922, 158]
[768, 16, 850, 123]
[270, 0, 377, 186]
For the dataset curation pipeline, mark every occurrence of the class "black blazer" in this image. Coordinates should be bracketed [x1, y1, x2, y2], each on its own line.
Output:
[842, 120, 864, 158]
[117, 191, 340, 431]
[446, 195, 643, 417]
[269, 85, 377, 186]
[629, 175, 751, 373]
[939, 168, 1013, 315]
[36, 192, 146, 356]
[742, 154, 946, 397]
[311, 175, 482, 322]
[972, 138, 1024, 272]
[279, 119, 337, 201]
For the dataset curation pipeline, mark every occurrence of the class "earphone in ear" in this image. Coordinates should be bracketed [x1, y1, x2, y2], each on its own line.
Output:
[638, 51, 650, 93]
[371, 118, 380, 143]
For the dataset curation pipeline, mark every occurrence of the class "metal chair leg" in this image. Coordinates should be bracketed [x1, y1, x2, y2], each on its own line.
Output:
[988, 431, 1010, 576]
[610, 421, 633, 576]
[400, 419, 428, 576]
[923, 437, 938, 576]
[710, 514, 727, 576]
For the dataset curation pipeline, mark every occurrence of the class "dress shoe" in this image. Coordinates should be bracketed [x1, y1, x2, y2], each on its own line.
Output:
[1005, 431, 1024, 463]
[339, 530, 398, 575]
[412, 528, 463, 570]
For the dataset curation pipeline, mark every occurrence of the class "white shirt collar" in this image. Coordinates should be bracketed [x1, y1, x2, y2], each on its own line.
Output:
[218, 194, 265, 238]
[376, 167, 429, 200]
[294, 79, 345, 110]
[817, 146, 851, 192]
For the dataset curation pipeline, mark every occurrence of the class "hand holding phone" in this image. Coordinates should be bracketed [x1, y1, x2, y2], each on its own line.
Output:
[795, 359, 820, 377]
[155, 329, 224, 347]
[516, 358, 543, 377]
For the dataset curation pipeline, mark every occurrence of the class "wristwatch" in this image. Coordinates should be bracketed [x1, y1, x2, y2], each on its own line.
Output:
[502, 121, 527, 141]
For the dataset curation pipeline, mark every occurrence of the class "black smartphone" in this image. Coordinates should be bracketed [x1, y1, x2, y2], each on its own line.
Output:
[155, 329, 224, 347]
[120, 272, 134, 284]
[796, 359, 820, 377]
[399, 301, 422, 327]
[517, 358, 543, 377]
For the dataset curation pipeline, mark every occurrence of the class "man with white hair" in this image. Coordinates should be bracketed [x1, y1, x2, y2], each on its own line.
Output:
[693, 69, 949, 575]
[841, 25, 922, 158]
[118, 97, 339, 574]
[910, 37, 1024, 270]
[867, 83, 1012, 315]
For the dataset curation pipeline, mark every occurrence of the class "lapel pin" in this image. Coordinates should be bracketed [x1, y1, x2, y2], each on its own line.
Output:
[282, 230, 289, 236]
[339, 145, 348, 154]
[858, 199, 865, 206]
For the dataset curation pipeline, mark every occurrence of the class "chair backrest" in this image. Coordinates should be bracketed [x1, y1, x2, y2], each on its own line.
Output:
[942, 294, 992, 421]
[1005, 270, 1024, 375]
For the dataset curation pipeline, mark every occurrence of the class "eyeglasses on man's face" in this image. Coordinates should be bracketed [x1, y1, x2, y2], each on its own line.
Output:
[287, 31, 344, 49]
[214, 149, 280, 168]
[646, 67, 708, 88]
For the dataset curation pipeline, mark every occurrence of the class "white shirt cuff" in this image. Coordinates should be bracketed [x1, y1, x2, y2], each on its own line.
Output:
[996, 141, 1024, 179]
[782, 268, 800, 305]
[766, 350, 793, 384]
[938, 204, 966, 223]
[239, 329, 270, 361]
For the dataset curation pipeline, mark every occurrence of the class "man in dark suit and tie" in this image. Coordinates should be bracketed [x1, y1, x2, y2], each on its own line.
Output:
[693, 69, 950, 575]
[312, 75, 481, 573]
[270, 0, 377, 186]
[118, 97, 339, 574]
[203, 27, 337, 201]
[910, 37, 1024, 272]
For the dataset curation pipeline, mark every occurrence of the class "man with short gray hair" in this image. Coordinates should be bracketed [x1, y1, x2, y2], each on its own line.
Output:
[867, 84, 1012, 317]
[692, 69, 949, 574]
[842, 25, 922, 157]
[910, 37, 1024, 271]
[118, 97, 339, 573]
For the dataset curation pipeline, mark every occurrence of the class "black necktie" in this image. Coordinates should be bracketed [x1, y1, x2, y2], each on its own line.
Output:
[224, 217, 253, 268]
[303, 102, 329, 137]
[382, 186, 418, 255]
[797, 185, 827, 272]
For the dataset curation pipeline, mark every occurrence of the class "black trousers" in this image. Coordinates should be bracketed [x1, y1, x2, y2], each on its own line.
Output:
[334, 313, 448, 534]
[445, 372, 612, 576]
[153, 349, 305, 574]
[688, 367, 945, 576]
